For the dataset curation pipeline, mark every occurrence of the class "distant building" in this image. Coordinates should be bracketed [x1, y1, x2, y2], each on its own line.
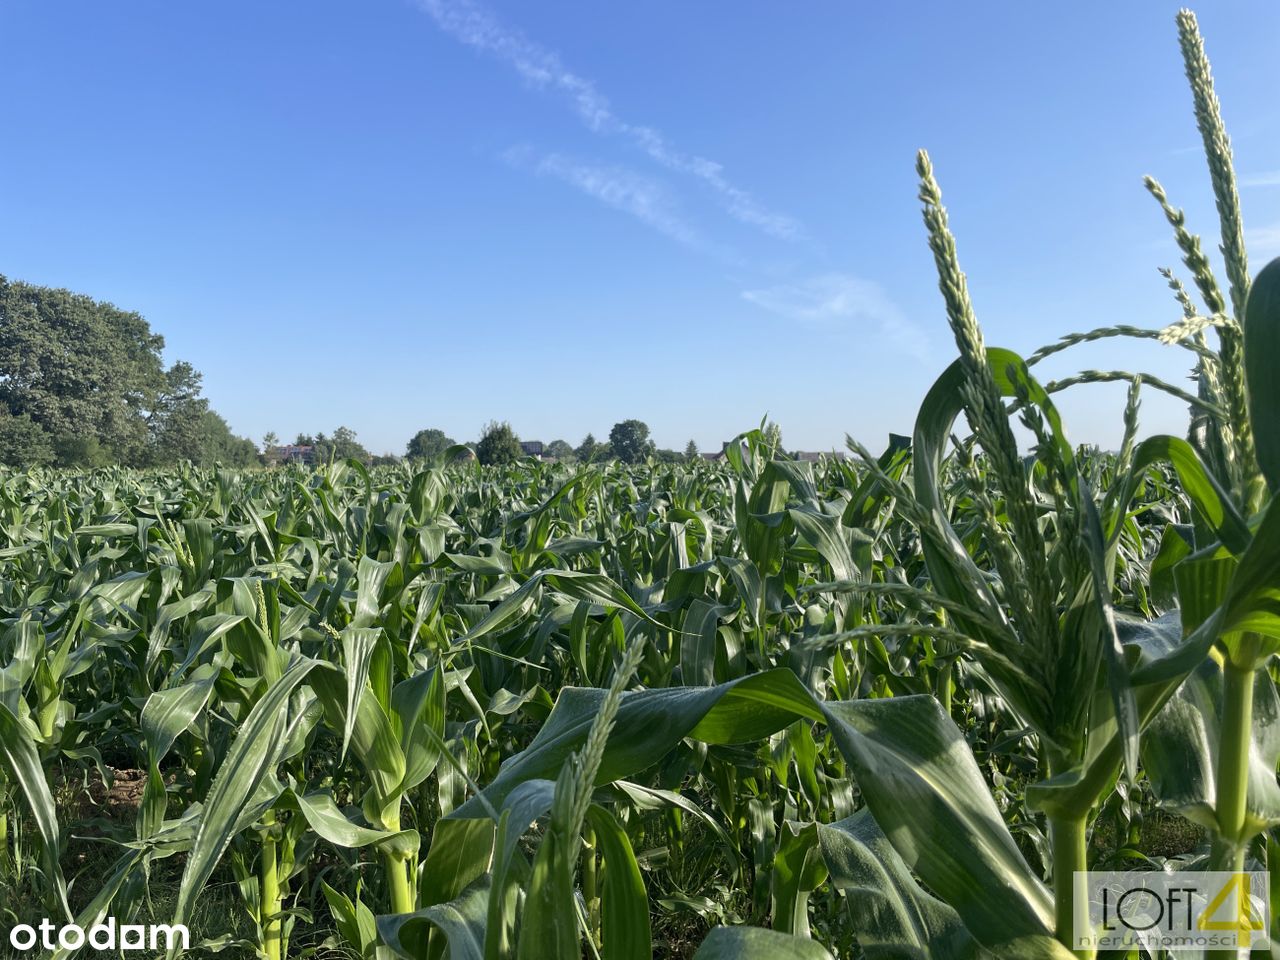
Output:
[795, 451, 849, 462]
[266, 444, 315, 465]
[520, 441, 545, 459]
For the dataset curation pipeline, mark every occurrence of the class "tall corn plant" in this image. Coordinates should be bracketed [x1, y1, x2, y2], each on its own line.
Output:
[1024, 15, 1280, 958]
[851, 10, 1280, 959]
[1137, 12, 1280, 899]
[841, 150, 1151, 958]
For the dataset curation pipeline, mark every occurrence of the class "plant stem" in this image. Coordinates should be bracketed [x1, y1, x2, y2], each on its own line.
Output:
[1212, 658, 1255, 874]
[1207, 658, 1256, 960]
[937, 658, 954, 717]
[582, 824, 599, 946]
[1049, 813, 1094, 960]
[384, 850, 415, 915]
[260, 810, 282, 960]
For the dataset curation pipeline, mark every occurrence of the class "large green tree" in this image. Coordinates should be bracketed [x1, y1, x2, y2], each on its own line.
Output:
[406, 428, 455, 461]
[0, 274, 163, 462]
[300, 427, 371, 464]
[147, 361, 209, 464]
[609, 419, 653, 463]
[545, 439, 574, 461]
[195, 411, 259, 466]
[0, 274, 254, 466]
[475, 420, 522, 466]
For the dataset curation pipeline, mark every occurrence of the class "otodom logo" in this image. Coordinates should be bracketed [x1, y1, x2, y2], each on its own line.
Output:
[6, 918, 189, 953]
[1074, 871, 1269, 951]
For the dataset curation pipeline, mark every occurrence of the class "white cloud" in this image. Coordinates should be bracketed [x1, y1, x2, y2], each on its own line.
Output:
[741, 274, 931, 362]
[505, 146, 705, 249]
[1240, 171, 1280, 188]
[1245, 223, 1280, 258]
[416, 0, 803, 241]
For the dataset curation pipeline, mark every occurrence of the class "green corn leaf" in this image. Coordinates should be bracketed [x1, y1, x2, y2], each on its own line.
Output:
[378, 877, 490, 960]
[692, 926, 835, 960]
[420, 817, 495, 911]
[1143, 657, 1280, 834]
[0, 700, 71, 920]
[288, 790, 420, 859]
[341, 625, 382, 760]
[392, 665, 445, 795]
[141, 665, 218, 765]
[817, 809, 991, 959]
[354, 555, 399, 627]
[1112, 435, 1251, 554]
[139, 666, 217, 836]
[679, 599, 723, 687]
[309, 661, 407, 822]
[586, 803, 651, 960]
[770, 820, 827, 938]
[1245, 256, 1280, 494]
[822, 695, 1063, 955]
[321, 880, 379, 960]
[516, 776, 578, 960]
[449, 668, 820, 819]
[486, 780, 557, 960]
[172, 655, 317, 940]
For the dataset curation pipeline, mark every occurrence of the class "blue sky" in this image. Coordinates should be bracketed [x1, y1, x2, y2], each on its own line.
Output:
[3, 1, 1278, 455]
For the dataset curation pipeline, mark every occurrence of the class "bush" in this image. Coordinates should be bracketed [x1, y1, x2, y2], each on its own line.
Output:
[475, 420, 522, 465]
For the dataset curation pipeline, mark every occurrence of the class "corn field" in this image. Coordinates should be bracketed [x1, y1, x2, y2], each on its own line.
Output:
[3, 10, 1280, 960]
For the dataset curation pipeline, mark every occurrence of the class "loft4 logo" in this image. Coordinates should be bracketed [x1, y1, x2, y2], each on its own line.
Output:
[1076, 871, 1270, 951]
[1198, 872, 1267, 946]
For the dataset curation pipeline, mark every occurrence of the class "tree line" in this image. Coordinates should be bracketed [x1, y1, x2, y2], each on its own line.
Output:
[0, 273, 784, 469]
[0, 275, 258, 467]
[405, 418, 728, 466]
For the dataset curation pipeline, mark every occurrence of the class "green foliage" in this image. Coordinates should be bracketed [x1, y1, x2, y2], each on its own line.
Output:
[197, 411, 261, 467]
[762, 421, 782, 458]
[0, 274, 254, 467]
[406, 428, 456, 461]
[0, 411, 54, 466]
[545, 439, 574, 461]
[608, 419, 652, 464]
[476, 420, 522, 465]
[297, 426, 372, 464]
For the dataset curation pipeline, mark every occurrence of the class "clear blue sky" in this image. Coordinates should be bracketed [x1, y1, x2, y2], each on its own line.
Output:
[3, 1, 1278, 455]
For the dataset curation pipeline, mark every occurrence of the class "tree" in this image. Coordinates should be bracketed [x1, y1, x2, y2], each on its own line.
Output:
[55, 435, 110, 468]
[262, 431, 279, 450]
[0, 274, 163, 463]
[684, 439, 699, 460]
[0, 273, 249, 466]
[475, 420, 522, 466]
[195, 411, 259, 466]
[147, 360, 210, 464]
[576, 433, 600, 461]
[406, 428, 455, 461]
[545, 439, 574, 461]
[314, 426, 370, 464]
[609, 419, 653, 464]
[0, 410, 54, 466]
